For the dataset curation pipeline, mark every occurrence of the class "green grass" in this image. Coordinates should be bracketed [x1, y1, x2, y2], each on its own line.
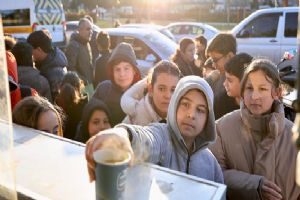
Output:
[95, 18, 237, 31]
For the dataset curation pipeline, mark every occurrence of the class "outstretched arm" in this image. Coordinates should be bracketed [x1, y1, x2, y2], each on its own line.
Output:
[121, 78, 148, 115]
[85, 123, 168, 182]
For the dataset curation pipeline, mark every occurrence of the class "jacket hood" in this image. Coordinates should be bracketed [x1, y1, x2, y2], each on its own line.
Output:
[107, 42, 141, 84]
[167, 75, 216, 152]
[38, 47, 68, 72]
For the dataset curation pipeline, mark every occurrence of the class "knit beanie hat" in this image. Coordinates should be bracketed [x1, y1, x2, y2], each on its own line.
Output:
[107, 42, 141, 84]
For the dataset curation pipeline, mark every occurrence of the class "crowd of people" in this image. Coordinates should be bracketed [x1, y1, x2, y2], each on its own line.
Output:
[5, 15, 300, 199]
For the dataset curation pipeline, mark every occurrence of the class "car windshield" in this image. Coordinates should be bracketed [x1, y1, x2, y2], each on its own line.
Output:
[143, 32, 177, 59]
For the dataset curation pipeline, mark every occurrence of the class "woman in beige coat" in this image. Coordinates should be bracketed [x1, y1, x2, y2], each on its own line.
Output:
[210, 59, 300, 200]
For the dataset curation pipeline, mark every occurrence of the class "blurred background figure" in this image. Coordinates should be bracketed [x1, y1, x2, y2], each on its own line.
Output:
[202, 58, 215, 78]
[84, 15, 99, 63]
[194, 35, 207, 68]
[55, 72, 88, 140]
[4, 33, 17, 51]
[11, 41, 52, 102]
[171, 38, 202, 77]
[93, 31, 111, 87]
[75, 98, 112, 143]
[13, 96, 63, 137]
[66, 18, 94, 86]
[114, 20, 121, 28]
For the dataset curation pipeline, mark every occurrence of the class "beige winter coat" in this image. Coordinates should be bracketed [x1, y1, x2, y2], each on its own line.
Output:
[121, 78, 163, 125]
[210, 100, 300, 200]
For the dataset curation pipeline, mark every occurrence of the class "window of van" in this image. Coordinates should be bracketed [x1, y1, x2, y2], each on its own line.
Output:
[285, 12, 298, 38]
[241, 13, 281, 38]
[1, 9, 30, 26]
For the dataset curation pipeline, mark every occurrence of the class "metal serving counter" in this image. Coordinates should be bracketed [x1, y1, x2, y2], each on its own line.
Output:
[0, 122, 226, 200]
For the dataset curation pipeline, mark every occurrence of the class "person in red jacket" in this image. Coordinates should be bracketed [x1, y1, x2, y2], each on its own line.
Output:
[6, 51, 37, 109]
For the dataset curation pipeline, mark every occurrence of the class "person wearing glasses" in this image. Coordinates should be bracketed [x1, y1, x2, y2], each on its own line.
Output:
[206, 33, 237, 119]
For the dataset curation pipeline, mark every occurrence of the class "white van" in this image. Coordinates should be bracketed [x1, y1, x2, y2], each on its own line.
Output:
[0, 0, 67, 48]
[231, 7, 298, 64]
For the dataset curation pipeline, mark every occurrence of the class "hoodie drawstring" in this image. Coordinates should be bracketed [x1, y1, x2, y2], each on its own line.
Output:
[186, 153, 191, 174]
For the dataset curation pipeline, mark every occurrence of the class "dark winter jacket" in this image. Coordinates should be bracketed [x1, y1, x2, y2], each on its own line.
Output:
[92, 43, 141, 126]
[90, 30, 99, 64]
[17, 66, 52, 101]
[93, 49, 111, 87]
[172, 54, 202, 77]
[92, 80, 125, 126]
[6, 51, 38, 109]
[66, 33, 94, 84]
[35, 47, 67, 100]
[211, 74, 239, 119]
[63, 97, 88, 140]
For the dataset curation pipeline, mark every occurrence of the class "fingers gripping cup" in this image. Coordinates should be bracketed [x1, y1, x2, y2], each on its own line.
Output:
[93, 149, 131, 200]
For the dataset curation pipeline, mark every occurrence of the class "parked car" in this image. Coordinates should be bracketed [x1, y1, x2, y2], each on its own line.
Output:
[104, 27, 178, 77]
[119, 23, 175, 41]
[165, 22, 219, 43]
[231, 7, 298, 64]
[65, 21, 101, 44]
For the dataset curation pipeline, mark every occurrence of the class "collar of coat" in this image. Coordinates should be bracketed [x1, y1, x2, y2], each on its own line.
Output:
[240, 100, 285, 143]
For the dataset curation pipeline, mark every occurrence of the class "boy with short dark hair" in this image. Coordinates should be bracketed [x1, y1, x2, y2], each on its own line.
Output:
[206, 33, 236, 57]
[11, 42, 52, 101]
[206, 33, 237, 119]
[223, 53, 253, 105]
[27, 30, 67, 100]
[86, 76, 224, 184]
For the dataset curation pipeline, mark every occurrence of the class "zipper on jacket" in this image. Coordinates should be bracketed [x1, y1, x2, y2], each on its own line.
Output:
[186, 154, 191, 174]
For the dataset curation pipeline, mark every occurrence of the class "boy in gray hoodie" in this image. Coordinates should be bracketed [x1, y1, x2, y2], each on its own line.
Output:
[86, 76, 223, 184]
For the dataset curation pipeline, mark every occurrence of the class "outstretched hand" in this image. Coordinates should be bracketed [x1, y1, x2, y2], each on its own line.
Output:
[85, 128, 134, 182]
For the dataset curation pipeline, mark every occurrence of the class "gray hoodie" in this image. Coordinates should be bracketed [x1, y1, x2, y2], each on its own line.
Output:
[117, 76, 223, 183]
